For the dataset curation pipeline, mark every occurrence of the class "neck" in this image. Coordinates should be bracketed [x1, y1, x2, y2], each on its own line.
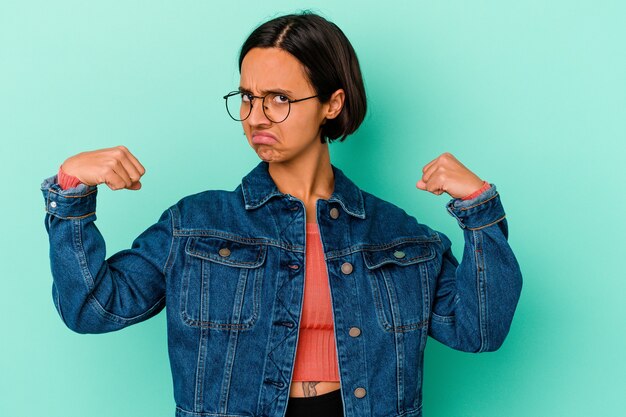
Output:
[267, 143, 334, 206]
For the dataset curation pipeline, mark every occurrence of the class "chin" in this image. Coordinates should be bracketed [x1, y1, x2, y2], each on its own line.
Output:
[256, 147, 283, 162]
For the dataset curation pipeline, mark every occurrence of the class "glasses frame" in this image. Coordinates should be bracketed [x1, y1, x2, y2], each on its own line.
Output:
[223, 90, 319, 123]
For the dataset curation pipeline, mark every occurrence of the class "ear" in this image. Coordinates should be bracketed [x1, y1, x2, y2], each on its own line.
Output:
[324, 89, 345, 120]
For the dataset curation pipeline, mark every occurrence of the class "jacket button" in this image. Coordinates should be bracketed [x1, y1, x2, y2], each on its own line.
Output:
[330, 207, 340, 219]
[341, 262, 353, 275]
[50, 201, 57, 208]
[218, 248, 231, 257]
[393, 250, 405, 259]
[349, 327, 361, 337]
[354, 387, 366, 398]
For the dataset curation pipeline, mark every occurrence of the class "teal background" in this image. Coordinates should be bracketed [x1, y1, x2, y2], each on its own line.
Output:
[1, 1, 624, 416]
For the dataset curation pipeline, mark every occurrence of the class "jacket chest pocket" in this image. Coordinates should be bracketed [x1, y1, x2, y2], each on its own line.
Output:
[362, 242, 435, 333]
[180, 237, 266, 330]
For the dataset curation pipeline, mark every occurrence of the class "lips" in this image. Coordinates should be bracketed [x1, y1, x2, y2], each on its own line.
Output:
[252, 132, 278, 145]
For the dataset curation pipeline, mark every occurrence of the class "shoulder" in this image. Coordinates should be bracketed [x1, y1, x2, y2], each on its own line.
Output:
[359, 189, 440, 242]
[167, 186, 246, 225]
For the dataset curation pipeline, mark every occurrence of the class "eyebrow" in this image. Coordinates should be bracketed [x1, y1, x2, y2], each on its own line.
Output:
[238, 86, 295, 96]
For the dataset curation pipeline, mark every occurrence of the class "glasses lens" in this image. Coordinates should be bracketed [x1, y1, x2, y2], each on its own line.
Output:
[225, 93, 251, 121]
[264, 93, 290, 123]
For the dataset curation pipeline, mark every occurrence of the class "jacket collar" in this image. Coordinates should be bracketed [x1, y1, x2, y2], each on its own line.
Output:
[241, 161, 366, 219]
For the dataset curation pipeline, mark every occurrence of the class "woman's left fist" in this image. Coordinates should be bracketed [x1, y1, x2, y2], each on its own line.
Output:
[416, 152, 485, 199]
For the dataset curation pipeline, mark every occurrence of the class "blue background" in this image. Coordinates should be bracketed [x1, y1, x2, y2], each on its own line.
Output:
[1, 1, 624, 416]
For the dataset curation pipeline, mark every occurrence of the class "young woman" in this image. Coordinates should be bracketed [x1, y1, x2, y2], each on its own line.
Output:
[41, 12, 522, 417]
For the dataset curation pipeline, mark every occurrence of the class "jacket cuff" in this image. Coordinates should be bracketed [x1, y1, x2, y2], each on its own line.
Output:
[445, 183, 505, 230]
[41, 175, 98, 219]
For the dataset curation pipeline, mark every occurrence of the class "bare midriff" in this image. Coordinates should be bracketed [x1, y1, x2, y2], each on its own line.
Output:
[289, 381, 341, 397]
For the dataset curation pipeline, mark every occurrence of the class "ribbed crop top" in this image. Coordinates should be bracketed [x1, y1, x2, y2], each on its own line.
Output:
[291, 223, 340, 381]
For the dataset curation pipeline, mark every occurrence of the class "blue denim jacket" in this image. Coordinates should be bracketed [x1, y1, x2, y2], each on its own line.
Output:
[41, 161, 522, 417]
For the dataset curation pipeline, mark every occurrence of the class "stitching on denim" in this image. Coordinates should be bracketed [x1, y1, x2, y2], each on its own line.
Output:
[456, 191, 499, 211]
[180, 249, 264, 330]
[368, 267, 429, 333]
[47, 211, 96, 220]
[328, 195, 366, 219]
[74, 219, 94, 290]
[162, 208, 177, 276]
[48, 187, 97, 199]
[193, 326, 207, 411]
[368, 271, 391, 332]
[326, 235, 440, 260]
[466, 214, 506, 231]
[362, 246, 436, 269]
[473, 229, 488, 352]
[173, 229, 301, 252]
[185, 238, 267, 267]
[396, 403, 423, 417]
[174, 406, 249, 417]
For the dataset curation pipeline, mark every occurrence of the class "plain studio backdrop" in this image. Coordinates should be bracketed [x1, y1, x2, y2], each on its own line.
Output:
[1, 1, 624, 416]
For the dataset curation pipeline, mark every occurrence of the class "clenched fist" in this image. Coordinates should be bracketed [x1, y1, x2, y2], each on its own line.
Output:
[61, 146, 146, 191]
[416, 152, 485, 199]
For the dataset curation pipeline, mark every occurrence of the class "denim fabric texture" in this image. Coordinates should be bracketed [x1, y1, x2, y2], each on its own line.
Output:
[41, 161, 522, 417]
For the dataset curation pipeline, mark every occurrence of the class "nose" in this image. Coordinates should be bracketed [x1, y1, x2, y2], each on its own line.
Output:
[247, 97, 272, 127]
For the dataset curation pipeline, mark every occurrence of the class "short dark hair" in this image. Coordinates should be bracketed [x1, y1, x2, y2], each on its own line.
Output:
[239, 11, 367, 143]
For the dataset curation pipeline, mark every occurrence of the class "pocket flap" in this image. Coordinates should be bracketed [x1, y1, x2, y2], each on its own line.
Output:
[185, 237, 266, 268]
[362, 241, 435, 269]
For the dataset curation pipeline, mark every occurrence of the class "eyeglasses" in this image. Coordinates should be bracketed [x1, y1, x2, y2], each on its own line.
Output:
[223, 90, 319, 123]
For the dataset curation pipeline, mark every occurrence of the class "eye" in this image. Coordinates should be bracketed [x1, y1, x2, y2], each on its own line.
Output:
[273, 94, 290, 104]
[241, 93, 253, 102]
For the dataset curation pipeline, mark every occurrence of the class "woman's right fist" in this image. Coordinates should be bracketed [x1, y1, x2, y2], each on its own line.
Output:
[61, 146, 146, 191]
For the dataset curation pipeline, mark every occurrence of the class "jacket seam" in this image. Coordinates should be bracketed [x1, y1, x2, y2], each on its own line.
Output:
[466, 214, 506, 231]
[473, 229, 488, 352]
[163, 207, 177, 276]
[49, 211, 96, 220]
[48, 187, 97, 199]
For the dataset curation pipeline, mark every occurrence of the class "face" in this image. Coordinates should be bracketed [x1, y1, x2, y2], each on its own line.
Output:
[239, 47, 343, 163]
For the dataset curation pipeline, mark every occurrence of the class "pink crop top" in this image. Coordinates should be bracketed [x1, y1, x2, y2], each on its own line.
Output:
[291, 223, 340, 381]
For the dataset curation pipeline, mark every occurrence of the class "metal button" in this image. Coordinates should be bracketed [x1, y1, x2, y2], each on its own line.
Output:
[329, 207, 340, 219]
[50, 201, 57, 208]
[393, 250, 406, 259]
[354, 387, 366, 398]
[218, 248, 231, 257]
[349, 327, 361, 337]
[341, 262, 353, 275]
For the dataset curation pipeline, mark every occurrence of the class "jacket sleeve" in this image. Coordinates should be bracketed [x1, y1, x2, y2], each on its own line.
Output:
[427, 184, 523, 352]
[41, 175, 175, 334]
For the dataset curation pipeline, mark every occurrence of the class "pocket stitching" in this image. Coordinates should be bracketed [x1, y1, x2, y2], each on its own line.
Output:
[180, 237, 266, 330]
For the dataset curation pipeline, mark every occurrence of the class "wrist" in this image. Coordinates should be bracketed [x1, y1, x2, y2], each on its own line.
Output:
[461, 180, 491, 200]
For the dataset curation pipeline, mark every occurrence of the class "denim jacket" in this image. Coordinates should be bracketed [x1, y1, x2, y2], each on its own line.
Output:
[41, 161, 522, 417]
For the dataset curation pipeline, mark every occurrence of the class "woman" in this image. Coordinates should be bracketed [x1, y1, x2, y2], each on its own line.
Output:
[41, 12, 522, 417]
